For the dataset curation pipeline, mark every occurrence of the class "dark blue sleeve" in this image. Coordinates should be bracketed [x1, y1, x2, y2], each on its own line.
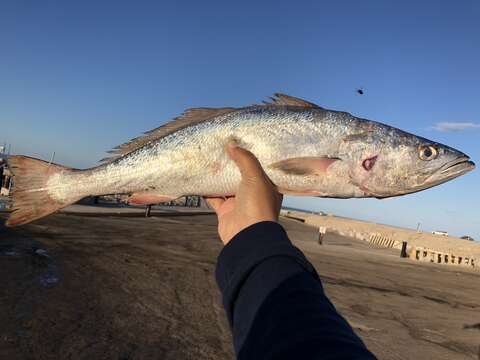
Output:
[216, 221, 377, 360]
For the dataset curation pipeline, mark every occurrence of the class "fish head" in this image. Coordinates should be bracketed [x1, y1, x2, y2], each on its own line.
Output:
[345, 125, 475, 198]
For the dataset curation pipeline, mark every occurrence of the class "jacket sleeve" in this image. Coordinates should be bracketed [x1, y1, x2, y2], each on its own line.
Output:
[215, 221, 377, 360]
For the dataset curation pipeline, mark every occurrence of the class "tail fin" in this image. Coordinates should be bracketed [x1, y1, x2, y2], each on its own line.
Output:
[6, 156, 80, 227]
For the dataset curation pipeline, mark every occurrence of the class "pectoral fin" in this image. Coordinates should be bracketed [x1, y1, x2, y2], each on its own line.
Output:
[278, 188, 324, 196]
[269, 157, 340, 176]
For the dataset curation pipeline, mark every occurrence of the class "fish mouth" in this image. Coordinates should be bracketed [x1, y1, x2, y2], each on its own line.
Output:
[437, 156, 475, 178]
[378, 156, 476, 199]
[421, 156, 475, 189]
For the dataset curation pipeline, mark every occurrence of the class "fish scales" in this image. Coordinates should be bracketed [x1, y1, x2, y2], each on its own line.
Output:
[49, 106, 349, 200]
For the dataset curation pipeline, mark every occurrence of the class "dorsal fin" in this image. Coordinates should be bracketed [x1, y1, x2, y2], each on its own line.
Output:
[100, 93, 322, 164]
[263, 93, 323, 108]
[100, 107, 237, 163]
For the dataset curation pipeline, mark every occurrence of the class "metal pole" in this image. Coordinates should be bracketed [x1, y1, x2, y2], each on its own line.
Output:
[49, 151, 56, 165]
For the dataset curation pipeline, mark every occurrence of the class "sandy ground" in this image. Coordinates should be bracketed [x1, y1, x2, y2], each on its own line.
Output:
[1, 210, 479, 360]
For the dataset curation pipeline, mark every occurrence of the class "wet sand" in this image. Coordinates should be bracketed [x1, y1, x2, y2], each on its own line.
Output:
[1, 211, 479, 359]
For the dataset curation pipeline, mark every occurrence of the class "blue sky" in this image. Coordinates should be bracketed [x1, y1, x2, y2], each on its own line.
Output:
[1, 0, 479, 237]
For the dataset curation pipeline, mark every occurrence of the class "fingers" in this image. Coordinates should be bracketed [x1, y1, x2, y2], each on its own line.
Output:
[226, 141, 265, 180]
[205, 197, 225, 213]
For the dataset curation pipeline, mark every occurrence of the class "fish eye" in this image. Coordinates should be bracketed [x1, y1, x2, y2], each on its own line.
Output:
[418, 145, 438, 161]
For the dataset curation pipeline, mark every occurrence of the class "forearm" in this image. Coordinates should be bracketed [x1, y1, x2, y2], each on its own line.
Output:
[215, 221, 376, 359]
[216, 222, 315, 349]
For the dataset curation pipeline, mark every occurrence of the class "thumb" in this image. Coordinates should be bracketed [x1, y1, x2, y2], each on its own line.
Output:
[226, 142, 265, 181]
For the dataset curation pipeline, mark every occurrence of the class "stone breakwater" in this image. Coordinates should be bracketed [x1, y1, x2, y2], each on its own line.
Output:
[281, 210, 479, 271]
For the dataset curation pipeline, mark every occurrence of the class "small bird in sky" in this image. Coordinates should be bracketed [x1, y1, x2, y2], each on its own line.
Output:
[356, 88, 364, 95]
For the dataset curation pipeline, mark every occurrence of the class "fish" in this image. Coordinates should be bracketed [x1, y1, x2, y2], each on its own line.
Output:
[5, 93, 475, 226]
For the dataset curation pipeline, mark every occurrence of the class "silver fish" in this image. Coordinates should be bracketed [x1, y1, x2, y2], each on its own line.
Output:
[6, 93, 475, 226]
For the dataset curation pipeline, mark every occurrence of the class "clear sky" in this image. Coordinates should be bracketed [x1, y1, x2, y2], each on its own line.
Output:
[1, 0, 479, 237]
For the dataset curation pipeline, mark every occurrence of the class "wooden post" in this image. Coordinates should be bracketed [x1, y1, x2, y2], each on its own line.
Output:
[400, 241, 407, 258]
[145, 205, 152, 217]
[318, 226, 326, 245]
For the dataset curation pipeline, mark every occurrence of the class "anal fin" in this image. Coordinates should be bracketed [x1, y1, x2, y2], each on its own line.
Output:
[127, 192, 177, 205]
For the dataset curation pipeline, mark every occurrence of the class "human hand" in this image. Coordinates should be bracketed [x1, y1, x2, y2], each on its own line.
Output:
[206, 142, 283, 245]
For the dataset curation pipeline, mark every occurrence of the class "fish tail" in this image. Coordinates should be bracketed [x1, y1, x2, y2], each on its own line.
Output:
[5, 156, 80, 227]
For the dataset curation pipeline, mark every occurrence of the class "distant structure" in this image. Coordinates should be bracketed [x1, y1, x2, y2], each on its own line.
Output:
[432, 230, 449, 237]
[164, 196, 207, 208]
[0, 146, 12, 196]
[81, 194, 208, 208]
